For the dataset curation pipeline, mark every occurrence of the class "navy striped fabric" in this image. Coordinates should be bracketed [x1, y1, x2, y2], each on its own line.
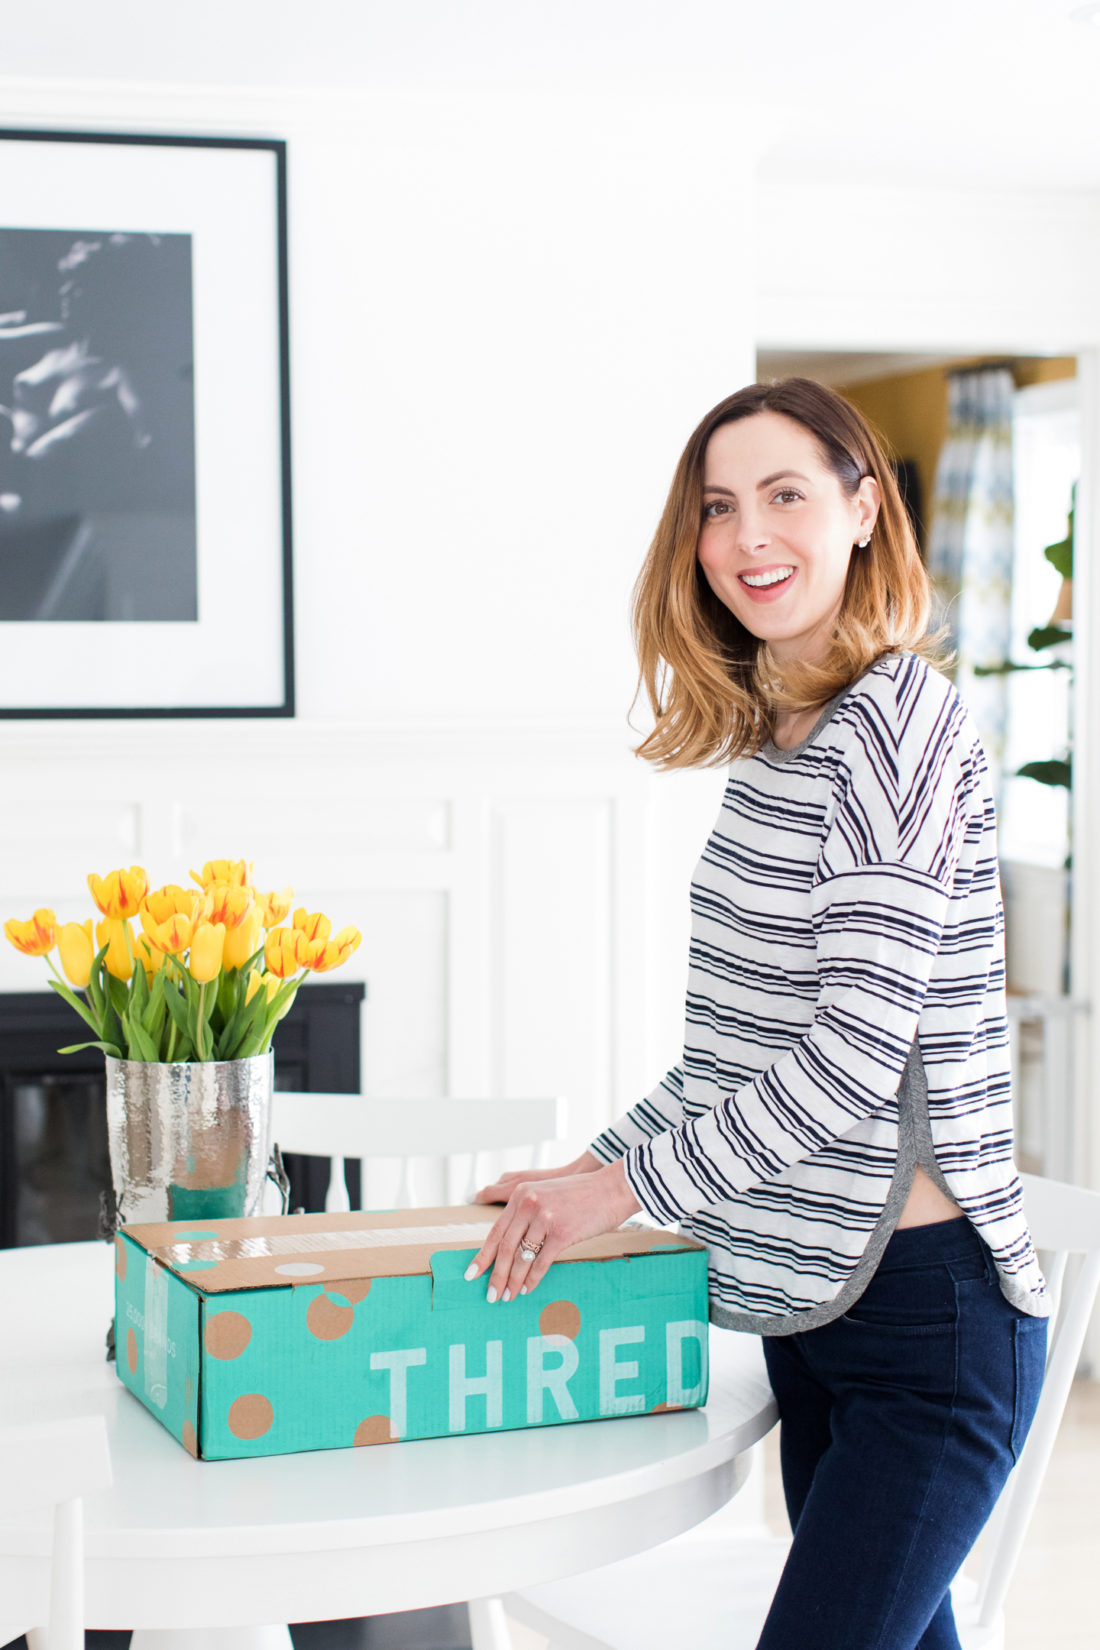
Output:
[591, 650, 1048, 1331]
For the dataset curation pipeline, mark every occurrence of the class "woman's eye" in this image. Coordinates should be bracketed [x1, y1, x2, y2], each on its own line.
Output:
[772, 488, 803, 505]
[702, 500, 731, 520]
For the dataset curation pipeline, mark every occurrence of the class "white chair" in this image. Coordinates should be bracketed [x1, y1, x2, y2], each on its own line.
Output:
[504, 1172, 1100, 1650]
[267, 1089, 568, 1650]
[0, 1415, 112, 1650]
[268, 1091, 568, 1212]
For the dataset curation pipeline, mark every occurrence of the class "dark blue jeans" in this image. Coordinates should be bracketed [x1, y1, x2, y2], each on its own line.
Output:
[759, 1216, 1047, 1650]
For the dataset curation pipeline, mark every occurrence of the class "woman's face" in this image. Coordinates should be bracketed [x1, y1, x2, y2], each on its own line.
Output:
[698, 410, 880, 668]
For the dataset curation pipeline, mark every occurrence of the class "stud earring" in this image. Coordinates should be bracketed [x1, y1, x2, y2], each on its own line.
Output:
[857, 533, 871, 548]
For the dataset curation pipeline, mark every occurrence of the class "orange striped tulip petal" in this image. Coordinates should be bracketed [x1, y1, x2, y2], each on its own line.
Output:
[303, 926, 362, 973]
[88, 867, 149, 920]
[190, 859, 253, 890]
[95, 918, 134, 981]
[149, 912, 193, 957]
[140, 884, 201, 936]
[292, 907, 332, 944]
[264, 926, 305, 978]
[57, 920, 95, 987]
[201, 883, 254, 930]
[5, 908, 58, 956]
[257, 886, 294, 927]
[134, 932, 168, 981]
[189, 921, 226, 984]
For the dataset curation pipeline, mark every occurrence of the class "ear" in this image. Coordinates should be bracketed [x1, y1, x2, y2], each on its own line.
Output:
[856, 475, 881, 541]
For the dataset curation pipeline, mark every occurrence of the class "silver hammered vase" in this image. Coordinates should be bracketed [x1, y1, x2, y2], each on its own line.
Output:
[105, 1053, 274, 1227]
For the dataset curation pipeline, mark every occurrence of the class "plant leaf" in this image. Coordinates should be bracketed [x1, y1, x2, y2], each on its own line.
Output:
[218, 987, 268, 1061]
[127, 1017, 161, 1062]
[1016, 757, 1071, 790]
[1027, 623, 1073, 654]
[57, 1039, 124, 1057]
[47, 977, 105, 1038]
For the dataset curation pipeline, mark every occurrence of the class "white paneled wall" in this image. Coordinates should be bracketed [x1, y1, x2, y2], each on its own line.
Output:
[0, 722, 728, 1179]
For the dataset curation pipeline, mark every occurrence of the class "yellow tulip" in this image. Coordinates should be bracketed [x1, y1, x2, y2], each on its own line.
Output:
[201, 883, 254, 930]
[190, 859, 253, 890]
[57, 919, 95, 987]
[222, 903, 264, 970]
[301, 926, 362, 974]
[96, 918, 134, 981]
[147, 912, 193, 956]
[292, 907, 331, 944]
[265, 926, 305, 978]
[245, 970, 281, 1005]
[140, 884, 201, 939]
[5, 908, 57, 956]
[133, 931, 168, 981]
[256, 886, 294, 926]
[88, 867, 149, 920]
[189, 921, 226, 983]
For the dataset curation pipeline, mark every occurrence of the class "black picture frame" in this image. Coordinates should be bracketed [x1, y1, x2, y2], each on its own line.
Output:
[0, 129, 294, 718]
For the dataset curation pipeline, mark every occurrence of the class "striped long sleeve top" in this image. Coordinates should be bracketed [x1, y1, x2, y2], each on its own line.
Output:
[591, 649, 1048, 1333]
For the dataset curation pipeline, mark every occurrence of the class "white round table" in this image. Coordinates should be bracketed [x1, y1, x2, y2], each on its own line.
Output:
[0, 1241, 777, 1650]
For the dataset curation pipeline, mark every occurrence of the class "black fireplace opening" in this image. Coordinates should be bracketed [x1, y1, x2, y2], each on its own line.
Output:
[0, 981, 365, 1248]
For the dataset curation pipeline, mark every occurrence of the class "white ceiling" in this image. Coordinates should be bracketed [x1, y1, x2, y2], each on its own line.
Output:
[1, 1, 1099, 192]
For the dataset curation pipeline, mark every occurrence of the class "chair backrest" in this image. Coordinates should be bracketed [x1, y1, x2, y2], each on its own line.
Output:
[269, 1092, 568, 1211]
[0, 1415, 112, 1650]
[967, 1171, 1100, 1629]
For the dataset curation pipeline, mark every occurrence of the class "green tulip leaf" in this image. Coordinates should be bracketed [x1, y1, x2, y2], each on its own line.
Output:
[85, 946, 110, 1020]
[57, 1040, 124, 1058]
[47, 977, 105, 1039]
[131, 1020, 161, 1062]
[163, 976, 192, 1036]
[129, 958, 149, 1016]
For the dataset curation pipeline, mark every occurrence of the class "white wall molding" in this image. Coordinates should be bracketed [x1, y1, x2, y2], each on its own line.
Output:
[756, 183, 1100, 354]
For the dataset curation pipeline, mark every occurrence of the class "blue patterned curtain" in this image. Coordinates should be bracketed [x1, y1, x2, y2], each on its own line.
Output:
[926, 367, 1015, 810]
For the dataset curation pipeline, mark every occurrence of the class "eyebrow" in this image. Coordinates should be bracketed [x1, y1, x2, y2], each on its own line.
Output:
[702, 471, 811, 496]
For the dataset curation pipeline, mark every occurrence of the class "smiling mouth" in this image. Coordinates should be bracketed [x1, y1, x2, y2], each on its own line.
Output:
[739, 568, 795, 589]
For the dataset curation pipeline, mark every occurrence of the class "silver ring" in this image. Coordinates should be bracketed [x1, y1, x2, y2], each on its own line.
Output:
[520, 1239, 543, 1263]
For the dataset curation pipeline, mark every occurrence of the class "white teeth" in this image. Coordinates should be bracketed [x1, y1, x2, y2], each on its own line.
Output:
[740, 567, 794, 588]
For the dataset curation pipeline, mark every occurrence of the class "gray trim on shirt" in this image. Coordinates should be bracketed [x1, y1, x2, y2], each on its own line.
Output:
[761, 659, 882, 764]
[710, 1040, 924, 1336]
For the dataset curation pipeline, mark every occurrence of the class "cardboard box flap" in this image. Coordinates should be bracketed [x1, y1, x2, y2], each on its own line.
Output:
[120, 1206, 701, 1295]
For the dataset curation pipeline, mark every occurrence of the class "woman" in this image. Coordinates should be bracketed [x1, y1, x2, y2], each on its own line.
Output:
[466, 377, 1049, 1650]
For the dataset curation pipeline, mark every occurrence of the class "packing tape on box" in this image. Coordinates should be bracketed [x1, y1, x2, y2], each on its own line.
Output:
[155, 1221, 496, 1267]
[143, 1253, 170, 1411]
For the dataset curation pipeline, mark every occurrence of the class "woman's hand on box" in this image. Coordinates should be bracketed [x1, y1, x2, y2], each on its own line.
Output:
[465, 1157, 641, 1303]
[472, 1149, 602, 1206]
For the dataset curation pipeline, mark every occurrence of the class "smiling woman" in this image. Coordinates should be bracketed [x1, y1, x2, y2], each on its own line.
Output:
[469, 377, 1052, 1650]
[631, 377, 951, 767]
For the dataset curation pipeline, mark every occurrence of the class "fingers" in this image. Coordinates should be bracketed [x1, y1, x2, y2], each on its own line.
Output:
[465, 1183, 560, 1302]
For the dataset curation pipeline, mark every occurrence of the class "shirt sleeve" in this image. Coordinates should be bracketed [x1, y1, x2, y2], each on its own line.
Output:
[588, 1065, 685, 1163]
[624, 675, 983, 1224]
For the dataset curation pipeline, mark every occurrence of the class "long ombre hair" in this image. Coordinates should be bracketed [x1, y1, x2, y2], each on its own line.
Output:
[631, 377, 954, 769]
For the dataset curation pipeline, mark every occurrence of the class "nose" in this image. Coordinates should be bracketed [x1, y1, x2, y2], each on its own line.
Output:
[736, 503, 769, 554]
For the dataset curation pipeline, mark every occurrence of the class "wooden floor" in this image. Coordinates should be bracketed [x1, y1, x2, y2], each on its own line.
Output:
[505, 1378, 1100, 1650]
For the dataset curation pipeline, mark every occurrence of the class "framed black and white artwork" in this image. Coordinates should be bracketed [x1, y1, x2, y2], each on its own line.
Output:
[0, 130, 294, 717]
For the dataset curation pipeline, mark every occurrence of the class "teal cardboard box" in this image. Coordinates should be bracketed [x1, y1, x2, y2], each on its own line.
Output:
[113, 1203, 710, 1459]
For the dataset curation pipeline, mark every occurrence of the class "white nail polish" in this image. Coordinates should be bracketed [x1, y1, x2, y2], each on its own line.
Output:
[487, 1286, 497, 1303]
[502, 1289, 511, 1302]
[464, 1262, 478, 1281]
[520, 1286, 528, 1295]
